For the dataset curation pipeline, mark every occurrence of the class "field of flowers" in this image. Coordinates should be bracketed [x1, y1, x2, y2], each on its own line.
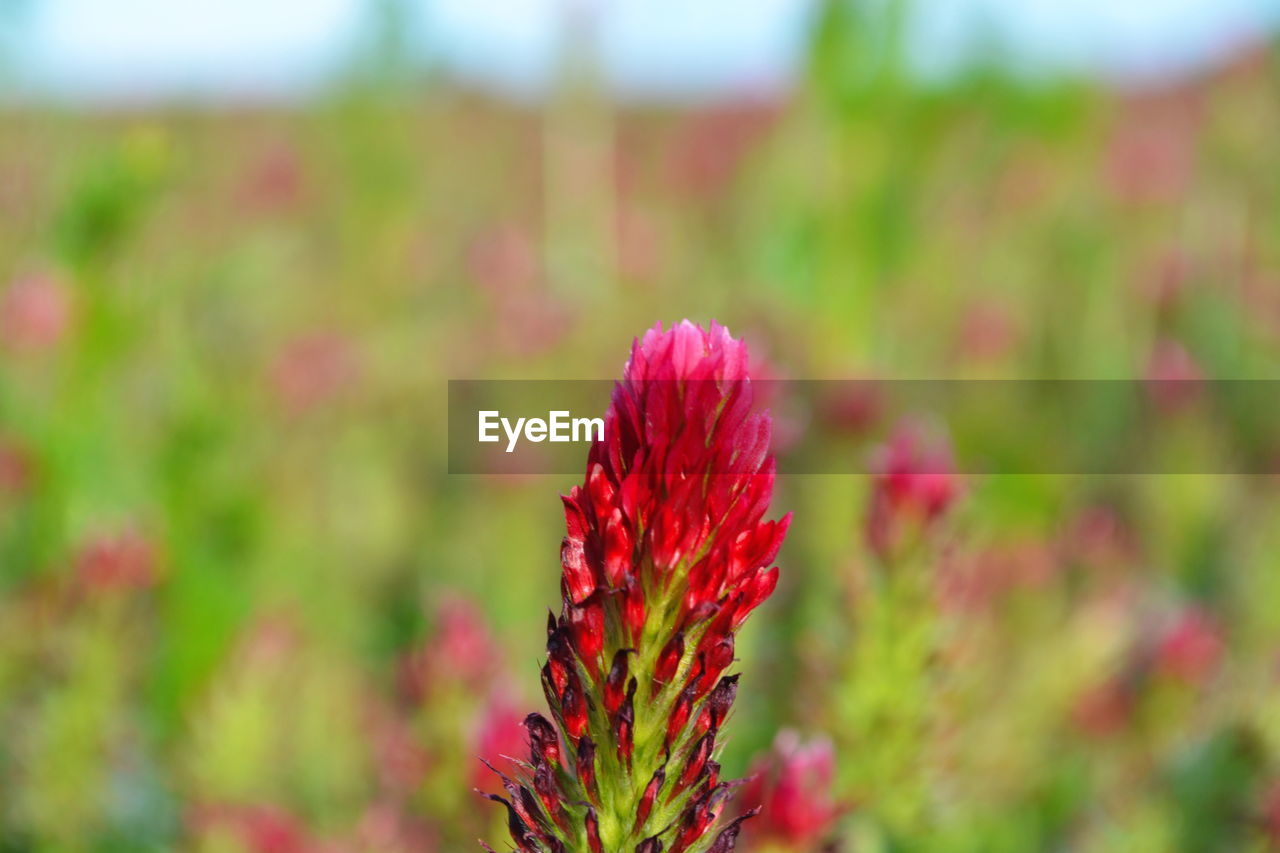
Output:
[2, 12, 1280, 852]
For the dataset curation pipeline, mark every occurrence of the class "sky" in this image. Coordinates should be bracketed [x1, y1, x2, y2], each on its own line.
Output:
[3, 0, 1278, 102]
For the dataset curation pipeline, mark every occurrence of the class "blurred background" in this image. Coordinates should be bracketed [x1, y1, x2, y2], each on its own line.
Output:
[2, 1, 1280, 850]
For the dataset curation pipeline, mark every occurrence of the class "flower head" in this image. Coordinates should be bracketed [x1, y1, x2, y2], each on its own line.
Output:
[864, 421, 959, 560]
[1155, 606, 1223, 686]
[485, 320, 789, 853]
[400, 596, 502, 701]
[741, 731, 840, 847]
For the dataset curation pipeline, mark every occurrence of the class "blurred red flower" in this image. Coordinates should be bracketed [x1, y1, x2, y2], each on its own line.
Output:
[666, 103, 778, 199]
[817, 380, 884, 437]
[241, 141, 307, 213]
[1, 271, 71, 353]
[938, 540, 1057, 612]
[1072, 677, 1136, 739]
[1261, 782, 1280, 845]
[741, 730, 840, 847]
[471, 693, 528, 796]
[193, 804, 315, 853]
[269, 332, 358, 416]
[865, 422, 960, 560]
[353, 801, 437, 853]
[1155, 607, 1224, 686]
[1061, 505, 1140, 574]
[957, 299, 1019, 363]
[369, 707, 430, 797]
[1145, 339, 1203, 413]
[0, 439, 33, 496]
[1104, 93, 1199, 205]
[467, 224, 571, 355]
[400, 596, 501, 702]
[76, 528, 157, 591]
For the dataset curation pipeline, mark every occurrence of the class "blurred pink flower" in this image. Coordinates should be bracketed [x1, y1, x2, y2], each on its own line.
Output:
[665, 103, 778, 199]
[957, 299, 1019, 363]
[399, 597, 500, 702]
[0, 438, 33, 497]
[1145, 339, 1204, 413]
[1155, 607, 1224, 686]
[1061, 505, 1140, 574]
[76, 528, 157, 591]
[1261, 781, 1280, 845]
[469, 225, 540, 296]
[614, 205, 662, 282]
[470, 693, 528, 796]
[240, 141, 307, 213]
[1, 271, 71, 353]
[352, 802, 437, 853]
[741, 731, 840, 847]
[241, 615, 300, 668]
[239, 808, 311, 853]
[194, 804, 317, 853]
[1104, 92, 1199, 205]
[369, 707, 431, 796]
[269, 332, 359, 416]
[865, 422, 960, 560]
[467, 223, 571, 355]
[817, 380, 884, 436]
[1071, 677, 1136, 739]
[938, 540, 1057, 612]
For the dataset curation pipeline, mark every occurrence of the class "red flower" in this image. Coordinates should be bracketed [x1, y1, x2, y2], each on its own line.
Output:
[938, 540, 1057, 612]
[741, 731, 840, 847]
[1261, 782, 1280, 845]
[472, 694, 531, 796]
[1145, 339, 1203, 413]
[864, 422, 959, 560]
[1155, 607, 1223, 686]
[1103, 93, 1198, 206]
[269, 332, 358, 416]
[399, 596, 502, 701]
[1071, 677, 1136, 739]
[1, 271, 71, 353]
[76, 528, 157, 591]
[0, 438, 34, 497]
[193, 804, 314, 853]
[240, 141, 307, 213]
[485, 320, 789, 853]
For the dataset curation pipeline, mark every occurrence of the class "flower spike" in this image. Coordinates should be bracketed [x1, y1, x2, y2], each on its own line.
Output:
[484, 321, 790, 852]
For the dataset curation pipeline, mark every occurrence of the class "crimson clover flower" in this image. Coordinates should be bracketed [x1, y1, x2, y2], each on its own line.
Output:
[482, 320, 790, 853]
[740, 731, 840, 848]
[864, 421, 959, 561]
